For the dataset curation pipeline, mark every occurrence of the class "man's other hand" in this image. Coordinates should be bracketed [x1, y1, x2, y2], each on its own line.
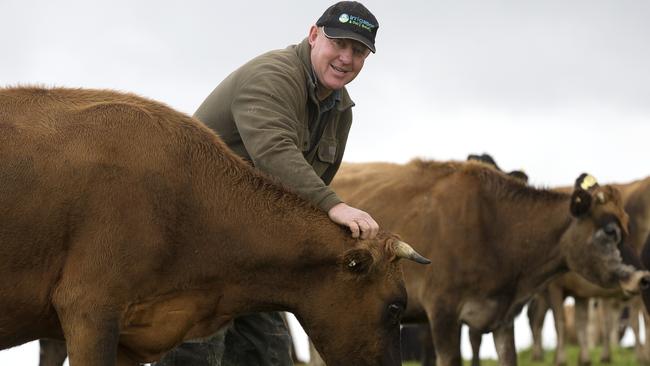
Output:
[327, 202, 379, 239]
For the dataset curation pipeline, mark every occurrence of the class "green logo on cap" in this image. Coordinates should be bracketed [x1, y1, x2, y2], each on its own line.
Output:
[337, 13, 376, 32]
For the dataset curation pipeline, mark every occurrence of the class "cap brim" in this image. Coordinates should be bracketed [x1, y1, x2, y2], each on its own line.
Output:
[322, 27, 376, 53]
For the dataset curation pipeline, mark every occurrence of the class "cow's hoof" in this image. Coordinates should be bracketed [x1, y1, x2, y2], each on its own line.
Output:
[600, 356, 611, 364]
[578, 360, 592, 366]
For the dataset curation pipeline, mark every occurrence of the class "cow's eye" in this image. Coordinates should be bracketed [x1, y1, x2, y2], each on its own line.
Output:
[387, 303, 403, 324]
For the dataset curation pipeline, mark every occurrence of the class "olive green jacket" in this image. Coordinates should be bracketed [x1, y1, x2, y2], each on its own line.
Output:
[194, 38, 354, 212]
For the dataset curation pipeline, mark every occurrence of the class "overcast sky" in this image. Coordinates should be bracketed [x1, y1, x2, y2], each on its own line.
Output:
[1, 0, 649, 363]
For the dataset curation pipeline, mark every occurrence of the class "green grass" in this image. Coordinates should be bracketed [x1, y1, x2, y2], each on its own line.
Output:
[295, 345, 640, 365]
[399, 345, 640, 366]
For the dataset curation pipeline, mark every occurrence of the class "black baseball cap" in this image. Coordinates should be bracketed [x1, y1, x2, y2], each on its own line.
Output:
[316, 1, 379, 53]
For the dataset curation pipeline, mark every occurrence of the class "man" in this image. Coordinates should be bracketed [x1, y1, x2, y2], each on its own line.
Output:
[155, 2, 380, 366]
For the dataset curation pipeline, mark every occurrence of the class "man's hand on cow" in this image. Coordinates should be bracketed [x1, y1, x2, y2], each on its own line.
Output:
[328, 202, 379, 239]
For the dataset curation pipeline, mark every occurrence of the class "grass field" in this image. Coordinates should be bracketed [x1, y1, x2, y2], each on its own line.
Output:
[398, 345, 640, 366]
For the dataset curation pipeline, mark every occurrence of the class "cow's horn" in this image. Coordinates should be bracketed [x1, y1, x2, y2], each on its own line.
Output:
[394, 240, 431, 264]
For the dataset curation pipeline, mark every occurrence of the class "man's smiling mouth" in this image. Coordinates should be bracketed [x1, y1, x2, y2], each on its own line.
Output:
[331, 64, 349, 73]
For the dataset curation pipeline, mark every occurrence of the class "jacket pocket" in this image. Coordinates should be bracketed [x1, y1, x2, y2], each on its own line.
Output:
[317, 139, 337, 163]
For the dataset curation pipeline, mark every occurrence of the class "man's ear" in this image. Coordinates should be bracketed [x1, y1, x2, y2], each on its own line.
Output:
[570, 189, 592, 217]
[308, 25, 319, 47]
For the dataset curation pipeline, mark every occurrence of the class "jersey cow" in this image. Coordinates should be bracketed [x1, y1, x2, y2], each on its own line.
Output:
[527, 176, 650, 366]
[0, 87, 430, 366]
[331, 160, 649, 366]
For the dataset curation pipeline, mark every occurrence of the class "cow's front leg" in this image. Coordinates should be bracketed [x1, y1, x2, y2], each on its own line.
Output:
[429, 306, 462, 366]
[469, 327, 483, 366]
[117, 348, 141, 366]
[527, 294, 549, 362]
[643, 306, 650, 364]
[493, 322, 516, 366]
[59, 312, 120, 366]
[547, 285, 566, 366]
[627, 298, 646, 363]
[55, 294, 121, 366]
[598, 298, 616, 364]
[574, 297, 591, 366]
[420, 322, 436, 366]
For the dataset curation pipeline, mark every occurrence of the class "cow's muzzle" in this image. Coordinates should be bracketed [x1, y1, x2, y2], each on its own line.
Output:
[618, 267, 650, 296]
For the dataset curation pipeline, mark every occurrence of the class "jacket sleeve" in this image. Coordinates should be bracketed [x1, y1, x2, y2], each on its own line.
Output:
[231, 64, 342, 212]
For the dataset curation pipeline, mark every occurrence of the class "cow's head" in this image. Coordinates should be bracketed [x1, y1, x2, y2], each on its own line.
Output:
[296, 232, 429, 366]
[563, 174, 650, 295]
[467, 153, 529, 183]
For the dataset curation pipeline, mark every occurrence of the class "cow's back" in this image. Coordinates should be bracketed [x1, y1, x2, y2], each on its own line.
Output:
[332, 160, 562, 319]
[333, 161, 495, 314]
[0, 87, 232, 346]
[616, 178, 650, 250]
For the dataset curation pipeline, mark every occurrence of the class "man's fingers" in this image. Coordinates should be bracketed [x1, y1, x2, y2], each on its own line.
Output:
[328, 203, 379, 240]
[348, 221, 360, 238]
[357, 218, 380, 240]
[369, 223, 379, 239]
[362, 217, 379, 239]
[358, 219, 370, 239]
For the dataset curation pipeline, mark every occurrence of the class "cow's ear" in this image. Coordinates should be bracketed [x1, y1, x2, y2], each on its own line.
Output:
[340, 249, 374, 275]
[570, 189, 592, 217]
[575, 173, 599, 191]
[508, 170, 529, 183]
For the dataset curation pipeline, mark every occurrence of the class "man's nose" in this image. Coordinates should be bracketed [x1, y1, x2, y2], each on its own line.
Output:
[338, 47, 353, 63]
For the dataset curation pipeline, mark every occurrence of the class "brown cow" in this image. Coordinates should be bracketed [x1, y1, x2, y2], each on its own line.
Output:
[407, 153, 532, 366]
[0, 86, 430, 366]
[330, 160, 649, 366]
[471, 180, 648, 366]
[528, 176, 650, 366]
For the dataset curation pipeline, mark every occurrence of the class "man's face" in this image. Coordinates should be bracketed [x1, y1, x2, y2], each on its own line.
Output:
[308, 26, 370, 97]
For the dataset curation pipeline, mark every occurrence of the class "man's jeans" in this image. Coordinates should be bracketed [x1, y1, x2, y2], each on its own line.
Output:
[154, 312, 293, 366]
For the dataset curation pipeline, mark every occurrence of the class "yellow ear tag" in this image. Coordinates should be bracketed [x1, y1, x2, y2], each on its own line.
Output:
[580, 175, 597, 190]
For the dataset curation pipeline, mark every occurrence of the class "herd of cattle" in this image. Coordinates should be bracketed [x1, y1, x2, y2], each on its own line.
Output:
[1, 86, 649, 366]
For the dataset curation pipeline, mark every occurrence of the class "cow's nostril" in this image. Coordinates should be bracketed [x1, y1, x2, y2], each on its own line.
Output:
[641, 276, 650, 290]
[604, 223, 618, 236]
[602, 222, 621, 242]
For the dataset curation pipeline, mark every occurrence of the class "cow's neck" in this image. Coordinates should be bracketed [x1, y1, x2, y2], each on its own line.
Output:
[495, 196, 574, 302]
[184, 163, 350, 316]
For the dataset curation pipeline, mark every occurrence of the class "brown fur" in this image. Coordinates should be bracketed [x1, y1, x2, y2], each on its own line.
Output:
[0, 86, 418, 366]
[331, 160, 641, 366]
[527, 176, 650, 365]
